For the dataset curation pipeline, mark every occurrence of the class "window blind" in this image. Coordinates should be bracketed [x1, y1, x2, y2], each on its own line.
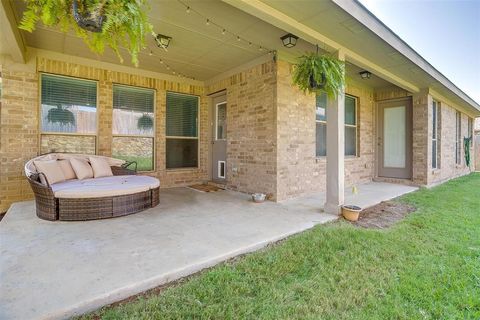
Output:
[345, 96, 356, 125]
[166, 92, 198, 137]
[113, 85, 154, 113]
[41, 74, 97, 108]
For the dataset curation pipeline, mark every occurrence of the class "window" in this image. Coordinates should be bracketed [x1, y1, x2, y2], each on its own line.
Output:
[315, 93, 358, 157]
[344, 95, 358, 156]
[112, 84, 155, 171]
[468, 117, 473, 137]
[315, 92, 327, 157]
[455, 111, 462, 165]
[431, 100, 439, 169]
[40, 74, 97, 154]
[166, 92, 199, 169]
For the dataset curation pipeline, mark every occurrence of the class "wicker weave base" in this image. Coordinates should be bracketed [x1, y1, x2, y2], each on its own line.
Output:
[58, 187, 160, 221]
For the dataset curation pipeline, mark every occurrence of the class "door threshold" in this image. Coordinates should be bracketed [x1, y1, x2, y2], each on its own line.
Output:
[207, 180, 227, 189]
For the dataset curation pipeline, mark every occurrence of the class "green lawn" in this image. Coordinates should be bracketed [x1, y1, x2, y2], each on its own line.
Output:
[81, 173, 480, 320]
[113, 155, 153, 172]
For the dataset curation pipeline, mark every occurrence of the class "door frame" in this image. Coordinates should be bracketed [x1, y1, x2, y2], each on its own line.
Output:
[376, 97, 413, 179]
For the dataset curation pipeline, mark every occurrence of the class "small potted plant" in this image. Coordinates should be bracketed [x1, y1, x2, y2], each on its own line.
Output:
[342, 205, 362, 222]
[292, 48, 345, 99]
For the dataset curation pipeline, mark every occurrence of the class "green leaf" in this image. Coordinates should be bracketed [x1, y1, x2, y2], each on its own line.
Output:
[18, 0, 153, 67]
[292, 52, 345, 99]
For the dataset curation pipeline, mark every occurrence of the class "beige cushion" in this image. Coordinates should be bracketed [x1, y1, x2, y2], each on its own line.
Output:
[89, 156, 113, 178]
[70, 158, 94, 180]
[51, 175, 160, 198]
[33, 160, 66, 185]
[58, 160, 77, 180]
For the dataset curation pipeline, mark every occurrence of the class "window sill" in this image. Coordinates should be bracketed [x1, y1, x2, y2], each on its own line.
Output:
[345, 155, 359, 160]
[315, 155, 359, 162]
[166, 167, 199, 172]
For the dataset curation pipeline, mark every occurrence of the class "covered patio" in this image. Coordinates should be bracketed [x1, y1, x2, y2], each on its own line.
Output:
[0, 181, 416, 320]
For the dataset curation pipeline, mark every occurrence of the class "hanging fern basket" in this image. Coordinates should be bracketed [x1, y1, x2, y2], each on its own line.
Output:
[47, 105, 76, 126]
[137, 114, 154, 130]
[19, 0, 153, 67]
[292, 50, 345, 99]
[72, 0, 105, 33]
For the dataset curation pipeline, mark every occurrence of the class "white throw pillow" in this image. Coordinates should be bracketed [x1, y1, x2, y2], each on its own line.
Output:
[70, 158, 94, 180]
[57, 159, 77, 180]
[33, 160, 66, 185]
[89, 157, 113, 178]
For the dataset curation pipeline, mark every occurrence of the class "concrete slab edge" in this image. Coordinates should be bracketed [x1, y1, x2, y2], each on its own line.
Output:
[41, 216, 338, 320]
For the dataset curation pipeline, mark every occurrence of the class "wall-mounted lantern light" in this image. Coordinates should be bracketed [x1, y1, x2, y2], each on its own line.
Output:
[280, 33, 298, 48]
[155, 34, 172, 49]
[359, 71, 371, 79]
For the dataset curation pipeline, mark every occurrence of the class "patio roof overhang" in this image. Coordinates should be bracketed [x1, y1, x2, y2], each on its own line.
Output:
[224, 0, 480, 117]
[1, 0, 478, 116]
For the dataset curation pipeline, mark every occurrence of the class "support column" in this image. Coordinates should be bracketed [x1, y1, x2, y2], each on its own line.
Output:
[324, 50, 345, 215]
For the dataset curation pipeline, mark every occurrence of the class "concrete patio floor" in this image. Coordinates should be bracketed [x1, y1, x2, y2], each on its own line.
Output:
[0, 181, 417, 320]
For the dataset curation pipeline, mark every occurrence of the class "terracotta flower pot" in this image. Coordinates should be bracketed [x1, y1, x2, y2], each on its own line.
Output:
[342, 205, 362, 222]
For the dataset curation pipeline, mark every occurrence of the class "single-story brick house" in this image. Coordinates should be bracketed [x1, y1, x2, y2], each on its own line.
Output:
[1, 0, 479, 214]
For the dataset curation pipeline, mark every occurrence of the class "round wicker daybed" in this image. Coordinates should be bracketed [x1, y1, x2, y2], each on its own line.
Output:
[25, 153, 160, 221]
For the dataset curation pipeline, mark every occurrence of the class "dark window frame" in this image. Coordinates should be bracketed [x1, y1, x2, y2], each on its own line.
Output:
[165, 91, 200, 169]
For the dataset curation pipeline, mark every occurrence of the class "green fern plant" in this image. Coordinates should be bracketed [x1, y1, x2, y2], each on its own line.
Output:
[292, 52, 345, 99]
[19, 0, 154, 67]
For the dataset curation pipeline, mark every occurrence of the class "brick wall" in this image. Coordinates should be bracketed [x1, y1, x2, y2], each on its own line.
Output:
[37, 57, 210, 188]
[275, 60, 375, 200]
[206, 61, 278, 198]
[0, 61, 39, 212]
[412, 91, 429, 185]
[0, 54, 476, 212]
[427, 98, 472, 184]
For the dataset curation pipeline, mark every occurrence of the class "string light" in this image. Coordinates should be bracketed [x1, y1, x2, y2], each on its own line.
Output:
[176, 0, 273, 53]
[147, 0, 276, 80]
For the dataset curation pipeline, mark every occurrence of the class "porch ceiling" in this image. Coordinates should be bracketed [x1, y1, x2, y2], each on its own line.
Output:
[10, 0, 314, 81]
